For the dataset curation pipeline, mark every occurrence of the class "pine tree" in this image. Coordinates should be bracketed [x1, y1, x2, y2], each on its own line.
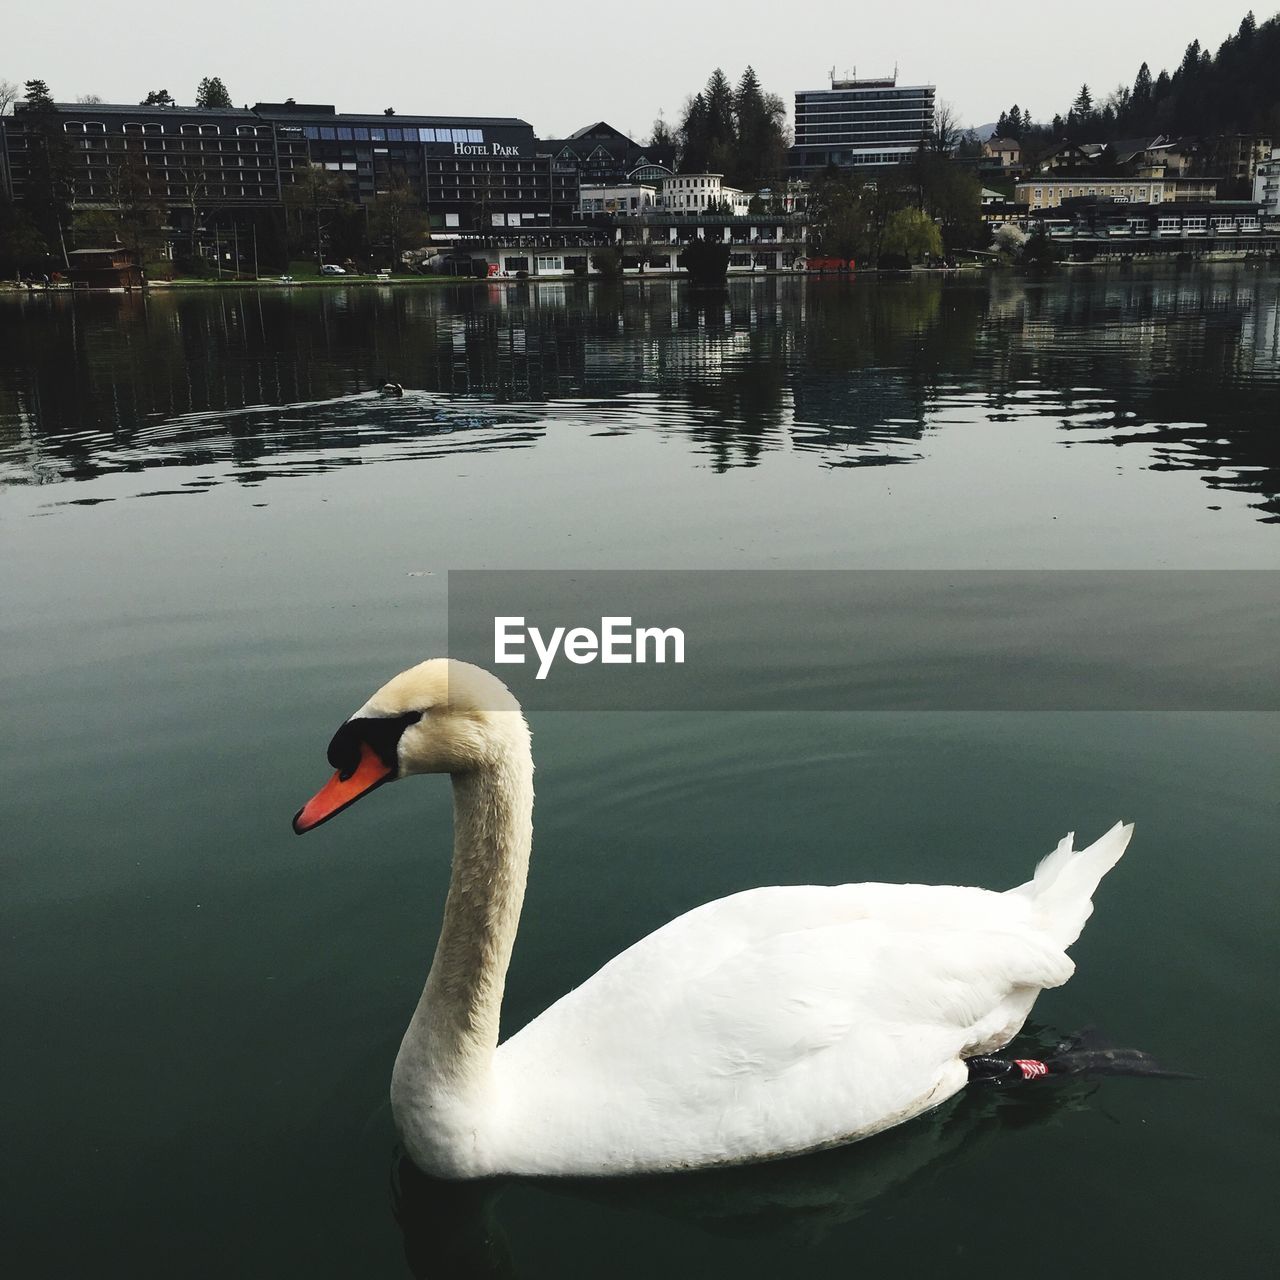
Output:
[195, 77, 232, 109]
[19, 79, 74, 267]
[679, 93, 710, 172]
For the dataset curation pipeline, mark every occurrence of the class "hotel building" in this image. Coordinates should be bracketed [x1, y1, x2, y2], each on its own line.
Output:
[790, 74, 935, 175]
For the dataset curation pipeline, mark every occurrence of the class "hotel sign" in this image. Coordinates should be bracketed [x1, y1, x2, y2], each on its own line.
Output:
[454, 141, 520, 157]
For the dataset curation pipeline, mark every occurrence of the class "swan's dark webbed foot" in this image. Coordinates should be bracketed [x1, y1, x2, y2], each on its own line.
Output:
[966, 1055, 1050, 1087]
[967, 1032, 1195, 1086]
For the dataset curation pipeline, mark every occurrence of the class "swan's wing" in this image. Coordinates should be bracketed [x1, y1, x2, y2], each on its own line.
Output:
[692, 913, 1072, 1082]
[492, 884, 1073, 1174]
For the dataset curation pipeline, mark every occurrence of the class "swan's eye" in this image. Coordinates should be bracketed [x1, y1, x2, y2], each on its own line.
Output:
[326, 710, 424, 779]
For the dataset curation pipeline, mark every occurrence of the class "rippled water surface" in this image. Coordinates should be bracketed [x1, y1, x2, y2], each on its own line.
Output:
[2, 269, 1277, 1278]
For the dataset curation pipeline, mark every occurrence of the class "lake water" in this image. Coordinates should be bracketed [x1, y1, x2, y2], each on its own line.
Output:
[2, 268, 1277, 1278]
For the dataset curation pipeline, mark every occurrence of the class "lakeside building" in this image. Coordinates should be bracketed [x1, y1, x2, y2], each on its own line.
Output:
[1016, 176, 1218, 210]
[0, 101, 299, 211]
[542, 121, 675, 185]
[1254, 147, 1280, 218]
[577, 183, 658, 215]
[252, 102, 575, 228]
[1032, 196, 1265, 249]
[0, 99, 580, 239]
[428, 212, 807, 278]
[658, 173, 750, 216]
[789, 73, 935, 176]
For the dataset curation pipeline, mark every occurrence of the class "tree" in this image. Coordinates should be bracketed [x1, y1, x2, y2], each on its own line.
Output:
[141, 89, 175, 107]
[931, 101, 961, 152]
[679, 92, 710, 172]
[0, 197, 49, 277]
[195, 77, 232, 109]
[18, 79, 74, 268]
[880, 207, 943, 265]
[808, 169, 873, 262]
[648, 112, 674, 148]
[678, 236, 730, 283]
[0, 79, 18, 116]
[991, 223, 1028, 260]
[75, 93, 103, 104]
[284, 164, 355, 266]
[369, 170, 428, 268]
[590, 246, 621, 275]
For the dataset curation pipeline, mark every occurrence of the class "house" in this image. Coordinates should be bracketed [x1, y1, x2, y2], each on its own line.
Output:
[982, 136, 1021, 169]
[1036, 141, 1097, 173]
[66, 247, 142, 289]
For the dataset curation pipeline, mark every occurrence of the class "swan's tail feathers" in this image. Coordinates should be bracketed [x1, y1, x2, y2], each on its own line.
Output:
[1014, 821, 1134, 949]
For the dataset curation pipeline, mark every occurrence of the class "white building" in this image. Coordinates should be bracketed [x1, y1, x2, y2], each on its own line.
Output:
[578, 183, 658, 215]
[1254, 147, 1280, 218]
[659, 173, 750, 216]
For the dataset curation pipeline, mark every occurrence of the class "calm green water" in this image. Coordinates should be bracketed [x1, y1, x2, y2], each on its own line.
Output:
[2, 269, 1277, 1279]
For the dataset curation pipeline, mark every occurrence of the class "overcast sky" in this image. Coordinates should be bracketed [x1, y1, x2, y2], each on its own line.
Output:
[5, 1, 1262, 138]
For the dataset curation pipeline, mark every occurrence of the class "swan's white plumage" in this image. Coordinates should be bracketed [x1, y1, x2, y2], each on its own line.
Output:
[307, 659, 1133, 1179]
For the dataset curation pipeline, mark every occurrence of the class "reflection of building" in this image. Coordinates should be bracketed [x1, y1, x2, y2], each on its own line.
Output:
[790, 73, 935, 175]
[1016, 176, 1217, 209]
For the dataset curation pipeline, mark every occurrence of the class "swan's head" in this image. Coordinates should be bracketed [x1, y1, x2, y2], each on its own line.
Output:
[292, 659, 527, 834]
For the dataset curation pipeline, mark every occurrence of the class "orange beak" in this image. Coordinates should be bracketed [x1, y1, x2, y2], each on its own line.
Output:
[293, 741, 395, 834]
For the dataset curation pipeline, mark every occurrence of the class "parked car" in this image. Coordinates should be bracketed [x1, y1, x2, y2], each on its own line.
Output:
[319, 264, 346, 276]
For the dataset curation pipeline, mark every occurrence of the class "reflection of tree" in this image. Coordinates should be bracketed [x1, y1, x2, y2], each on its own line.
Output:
[1, 269, 1276, 520]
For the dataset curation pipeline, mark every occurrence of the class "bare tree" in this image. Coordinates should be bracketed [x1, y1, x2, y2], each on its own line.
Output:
[0, 79, 18, 115]
[76, 93, 103, 104]
[931, 101, 962, 152]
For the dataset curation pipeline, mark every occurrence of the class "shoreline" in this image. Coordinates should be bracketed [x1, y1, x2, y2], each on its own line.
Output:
[2, 255, 1273, 296]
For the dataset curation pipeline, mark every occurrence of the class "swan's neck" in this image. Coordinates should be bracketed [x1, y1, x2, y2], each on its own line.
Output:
[400, 746, 533, 1094]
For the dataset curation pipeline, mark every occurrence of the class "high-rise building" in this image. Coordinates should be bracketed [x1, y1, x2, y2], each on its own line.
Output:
[790, 74, 935, 176]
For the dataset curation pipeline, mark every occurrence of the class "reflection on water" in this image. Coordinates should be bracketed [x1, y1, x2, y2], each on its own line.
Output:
[393, 1029, 1110, 1279]
[1, 267, 1277, 519]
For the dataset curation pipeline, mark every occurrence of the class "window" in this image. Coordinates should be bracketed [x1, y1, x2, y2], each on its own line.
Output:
[536, 256, 563, 272]
[445, 212, 460, 228]
[504, 256, 529, 272]
[418, 127, 435, 142]
[491, 213, 506, 226]
[304, 126, 320, 139]
[337, 127, 352, 140]
[468, 129, 483, 143]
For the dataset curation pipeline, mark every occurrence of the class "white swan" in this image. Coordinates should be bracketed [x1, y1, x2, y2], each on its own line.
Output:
[293, 659, 1133, 1179]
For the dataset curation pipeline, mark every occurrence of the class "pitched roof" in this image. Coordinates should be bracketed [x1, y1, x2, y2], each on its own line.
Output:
[567, 121, 632, 141]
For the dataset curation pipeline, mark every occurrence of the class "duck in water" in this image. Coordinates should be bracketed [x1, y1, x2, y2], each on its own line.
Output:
[380, 382, 404, 397]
